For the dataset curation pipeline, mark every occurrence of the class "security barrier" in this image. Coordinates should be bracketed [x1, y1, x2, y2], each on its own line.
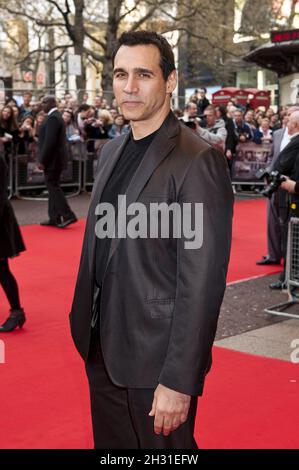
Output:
[232, 141, 272, 186]
[83, 139, 110, 191]
[6, 138, 112, 199]
[15, 141, 82, 199]
[264, 217, 299, 319]
[7, 152, 14, 199]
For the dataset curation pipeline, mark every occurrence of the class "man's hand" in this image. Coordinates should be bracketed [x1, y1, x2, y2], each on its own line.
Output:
[281, 176, 296, 194]
[148, 384, 191, 436]
[37, 163, 44, 171]
[194, 120, 201, 131]
[226, 149, 232, 159]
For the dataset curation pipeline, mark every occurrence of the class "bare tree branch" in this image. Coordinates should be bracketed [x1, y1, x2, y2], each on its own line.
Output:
[16, 44, 73, 65]
[5, 6, 65, 27]
[83, 27, 106, 49]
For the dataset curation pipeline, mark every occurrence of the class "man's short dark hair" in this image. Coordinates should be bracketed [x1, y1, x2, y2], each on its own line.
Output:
[112, 31, 176, 81]
[77, 104, 90, 113]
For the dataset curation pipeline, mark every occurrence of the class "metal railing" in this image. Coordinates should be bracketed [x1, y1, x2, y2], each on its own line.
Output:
[14, 141, 83, 200]
[265, 217, 299, 319]
[7, 152, 14, 199]
[83, 139, 110, 191]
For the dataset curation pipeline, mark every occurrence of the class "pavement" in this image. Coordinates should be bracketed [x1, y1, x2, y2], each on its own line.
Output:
[10, 192, 299, 364]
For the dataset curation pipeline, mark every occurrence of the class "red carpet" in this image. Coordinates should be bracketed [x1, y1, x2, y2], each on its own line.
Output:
[228, 198, 282, 283]
[0, 198, 294, 449]
[196, 347, 299, 449]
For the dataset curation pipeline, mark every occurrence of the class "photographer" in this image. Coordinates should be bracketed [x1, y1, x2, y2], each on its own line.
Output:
[256, 106, 299, 268]
[195, 105, 227, 152]
[83, 107, 109, 140]
[196, 87, 210, 115]
[269, 111, 299, 289]
[274, 111, 299, 179]
[233, 109, 253, 143]
[78, 105, 109, 153]
[18, 115, 35, 154]
[183, 102, 198, 122]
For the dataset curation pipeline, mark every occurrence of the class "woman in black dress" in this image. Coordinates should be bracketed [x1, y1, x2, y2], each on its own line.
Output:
[0, 155, 26, 332]
[0, 105, 19, 165]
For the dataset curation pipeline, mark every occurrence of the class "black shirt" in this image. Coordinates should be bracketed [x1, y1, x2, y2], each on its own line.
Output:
[95, 129, 158, 287]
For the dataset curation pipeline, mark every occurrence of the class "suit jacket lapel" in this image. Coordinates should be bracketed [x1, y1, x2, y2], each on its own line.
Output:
[106, 112, 180, 271]
[282, 134, 299, 154]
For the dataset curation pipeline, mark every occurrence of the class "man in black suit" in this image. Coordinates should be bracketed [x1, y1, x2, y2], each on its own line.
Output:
[270, 111, 299, 288]
[69, 31, 233, 449]
[38, 95, 77, 228]
[256, 106, 299, 267]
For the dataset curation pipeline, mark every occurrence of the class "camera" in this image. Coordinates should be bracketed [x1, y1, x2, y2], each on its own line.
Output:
[180, 113, 206, 130]
[256, 169, 286, 198]
[190, 114, 206, 126]
[184, 120, 197, 130]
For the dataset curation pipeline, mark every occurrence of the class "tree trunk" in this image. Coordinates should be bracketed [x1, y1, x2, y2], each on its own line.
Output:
[47, 28, 56, 94]
[75, 45, 86, 102]
[101, 0, 122, 102]
[74, 0, 86, 102]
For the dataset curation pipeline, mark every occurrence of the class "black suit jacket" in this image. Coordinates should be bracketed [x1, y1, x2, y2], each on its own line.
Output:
[273, 134, 299, 208]
[273, 134, 299, 179]
[69, 112, 233, 396]
[38, 110, 67, 171]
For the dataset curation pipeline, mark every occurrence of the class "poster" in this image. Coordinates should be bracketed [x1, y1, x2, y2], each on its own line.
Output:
[232, 142, 272, 182]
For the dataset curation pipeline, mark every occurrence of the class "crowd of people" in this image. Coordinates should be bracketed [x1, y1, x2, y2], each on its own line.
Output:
[0, 91, 130, 164]
[0, 88, 288, 172]
[175, 88, 288, 175]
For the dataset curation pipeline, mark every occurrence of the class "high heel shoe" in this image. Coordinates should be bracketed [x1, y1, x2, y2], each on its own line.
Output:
[0, 308, 26, 332]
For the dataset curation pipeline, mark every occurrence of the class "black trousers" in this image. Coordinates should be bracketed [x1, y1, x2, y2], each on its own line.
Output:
[85, 330, 199, 449]
[267, 192, 282, 262]
[44, 169, 74, 223]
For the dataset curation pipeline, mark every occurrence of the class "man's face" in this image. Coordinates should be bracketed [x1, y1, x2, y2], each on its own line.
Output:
[287, 116, 298, 135]
[41, 98, 55, 114]
[110, 109, 118, 119]
[79, 111, 88, 122]
[285, 107, 299, 126]
[94, 97, 102, 107]
[113, 44, 176, 122]
[234, 111, 242, 124]
[204, 110, 215, 127]
[187, 103, 197, 118]
[245, 111, 254, 122]
[23, 94, 32, 106]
